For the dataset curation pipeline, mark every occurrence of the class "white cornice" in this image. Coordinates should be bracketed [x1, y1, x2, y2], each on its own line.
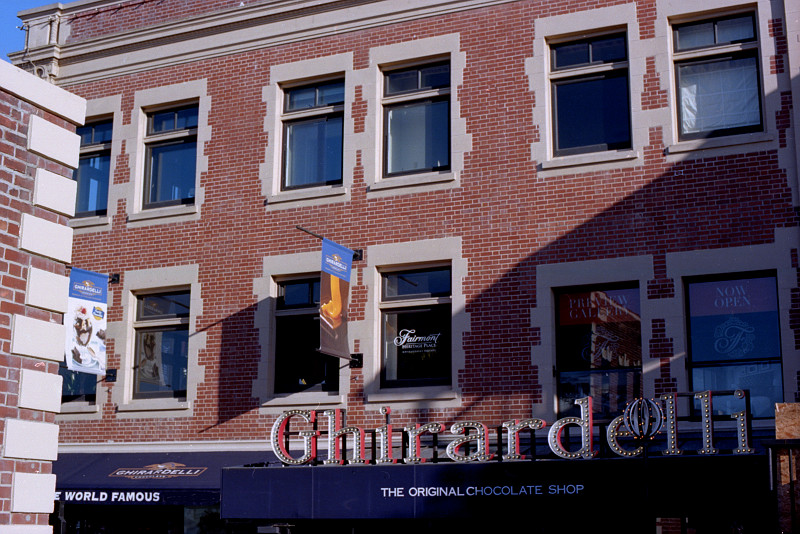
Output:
[14, 0, 521, 86]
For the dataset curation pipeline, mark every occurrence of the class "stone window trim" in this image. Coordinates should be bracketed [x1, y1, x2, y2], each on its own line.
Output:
[111, 264, 204, 418]
[262, 53, 354, 209]
[362, 237, 467, 406]
[71, 95, 122, 232]
[125, 80, 210, 226]
[364, 34, 470, 196]
[253, 251, 349, 410]
[528, 4, 644, 172]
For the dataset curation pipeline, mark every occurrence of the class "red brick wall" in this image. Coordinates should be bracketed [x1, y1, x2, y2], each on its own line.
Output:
[56, 0, 798, 441]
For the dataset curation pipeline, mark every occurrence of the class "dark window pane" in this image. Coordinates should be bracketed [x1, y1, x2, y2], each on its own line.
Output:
[286, 86, 316, 111]
[317, 82, 345, 106]
[137, 291, 191, 320]
[420, 64, 450, 90]
[278, 279, 320, 309]
[383, 267, 451, 299]
[134, 327, 189, 398]
[553, 42, 590, 69]
[150, 110, 176, 133]
[717, 16, 755, 44]
[386, 70, 420, 95]
[283, 115, 343, 189]
[382, 304, 451, 387]
[74, 153, 110, 216]
[77, 125, 94, 145]
[558, 369, 641, 420]
[591, 35, 627, 63]
[675, 22, 715, 50]
[176, 107, 198, 129]
[274, 314, 337, 393]
[93, 121, 113, 144]
[554, 72, 631, 154]
[385, 99, 449, 174]
[59, 365, 97, 403]
[146, 140, 197, 206]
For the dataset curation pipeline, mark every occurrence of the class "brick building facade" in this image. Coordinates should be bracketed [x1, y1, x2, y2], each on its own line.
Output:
[9, 0, 800, 532]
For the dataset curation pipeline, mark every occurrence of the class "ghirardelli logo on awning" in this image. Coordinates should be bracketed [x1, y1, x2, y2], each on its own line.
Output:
[109, 462, 207, 479]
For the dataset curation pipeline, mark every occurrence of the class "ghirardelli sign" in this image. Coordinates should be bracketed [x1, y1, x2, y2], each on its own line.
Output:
[270, 391, 755, 466]
[109, 462, 207, 479]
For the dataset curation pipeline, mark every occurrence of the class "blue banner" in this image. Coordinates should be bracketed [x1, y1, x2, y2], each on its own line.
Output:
[319, 239, 354, 359]
[65, 268, 109, 375]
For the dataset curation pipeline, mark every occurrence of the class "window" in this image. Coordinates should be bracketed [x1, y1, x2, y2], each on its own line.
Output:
[133, 291, 190, 399]
[274, 278, 339, 394]
[383, 62, 450, 176]
[380, 266, 451, 388]
[686, 274, 782, 418]
[144, 106, 198, 209]
[673, 14, 762, 139]
[73, 120, 112, 217]
[59, 364, 97, 404]
[555, 284, 642, 420]
[281, 80, 344, 190]
[550, 33, 631, 156]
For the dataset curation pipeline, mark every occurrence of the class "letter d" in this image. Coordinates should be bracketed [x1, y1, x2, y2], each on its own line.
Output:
[547, 397, 596, 459]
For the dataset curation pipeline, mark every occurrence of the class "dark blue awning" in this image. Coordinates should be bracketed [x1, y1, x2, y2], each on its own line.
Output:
[54, 450, 275, 506]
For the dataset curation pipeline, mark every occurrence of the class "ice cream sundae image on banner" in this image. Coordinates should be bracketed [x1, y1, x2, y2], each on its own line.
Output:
[64, 268, 108, 375]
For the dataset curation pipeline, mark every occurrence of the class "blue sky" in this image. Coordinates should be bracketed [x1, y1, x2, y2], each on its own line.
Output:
[1, 1, 53, 62]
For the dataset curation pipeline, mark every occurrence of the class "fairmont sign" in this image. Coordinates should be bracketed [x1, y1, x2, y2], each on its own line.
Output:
[270, 392, 755, 466]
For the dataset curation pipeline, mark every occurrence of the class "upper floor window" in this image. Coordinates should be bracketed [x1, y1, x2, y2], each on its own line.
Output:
[380, 266, 451, 388]
[550, 33, 631, 156]
[144, 106, 198, 209]
[555, 284, 642, 420]
[673, 14, 762, 140]
[274, 278, 339, 394]
[282, 81, 344, 190]
[686, 273, 782, 418]
[74, 120, 112, 217]
[383, 62, 450, 176]
[133, 291, 190, 399]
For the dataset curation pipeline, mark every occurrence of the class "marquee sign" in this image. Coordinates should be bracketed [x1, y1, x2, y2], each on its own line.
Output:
[270, 392, 754, 466]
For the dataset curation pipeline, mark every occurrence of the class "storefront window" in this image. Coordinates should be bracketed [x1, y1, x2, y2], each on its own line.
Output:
[555, 284, 642, 420]
[686, 273, 782, 418]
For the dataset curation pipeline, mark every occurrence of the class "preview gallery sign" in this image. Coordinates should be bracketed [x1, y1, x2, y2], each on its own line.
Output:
[270, 393, 754, 466]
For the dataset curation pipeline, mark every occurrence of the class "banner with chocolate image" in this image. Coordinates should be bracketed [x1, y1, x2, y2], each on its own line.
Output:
[319, 238, 354, 360]
[65, 268, 108, 375]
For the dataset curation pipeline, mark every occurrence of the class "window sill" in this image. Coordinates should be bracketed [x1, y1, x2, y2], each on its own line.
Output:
[367, 385, 457, 404]
[71, 216, 111, 230]
[58, 402, 100, 415]
[541, 149, 640, 170]
[117, 398, 191, 415]
[261, 391, 343, 408]
[266, 185, 348, 206]
[127, 204, 198, 224]
[666, 131, 774, 154]
[368, 170, 457, 192]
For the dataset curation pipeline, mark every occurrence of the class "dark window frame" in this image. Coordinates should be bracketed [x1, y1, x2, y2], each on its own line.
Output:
[132, 290, 191, 400]
[672, 13, 763, 140]
[380, 265, 452, 389]
[280, 80, 345, 191]
[382, 61, 451, 178]
[684, 270, 783, 419]
[143, 104, 198, 209]
[74, 119, 113, 218]
[549, 32, 632, 157]
[554, 281, 643, 422]
[273, 277, 339, 395]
